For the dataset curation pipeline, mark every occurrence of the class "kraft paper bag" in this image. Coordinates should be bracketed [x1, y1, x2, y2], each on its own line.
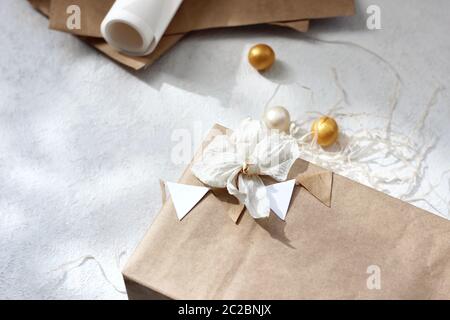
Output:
[122, 124, 450, 299]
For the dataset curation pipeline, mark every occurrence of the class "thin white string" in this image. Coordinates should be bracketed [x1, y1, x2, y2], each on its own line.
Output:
[288, 87, 448, 218]
[52, 255, 127, 294]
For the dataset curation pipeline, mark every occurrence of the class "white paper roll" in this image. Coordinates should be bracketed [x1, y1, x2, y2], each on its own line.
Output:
[101, 0, 183, 56]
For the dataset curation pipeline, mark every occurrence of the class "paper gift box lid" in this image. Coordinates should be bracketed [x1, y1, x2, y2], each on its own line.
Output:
[122, 124, 450, 299]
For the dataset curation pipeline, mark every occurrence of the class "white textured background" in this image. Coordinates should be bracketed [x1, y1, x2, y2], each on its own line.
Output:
[0, 0, 449, 299]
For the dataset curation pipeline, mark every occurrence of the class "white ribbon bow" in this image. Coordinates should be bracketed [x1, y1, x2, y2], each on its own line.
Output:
[192, 119, 300, 219]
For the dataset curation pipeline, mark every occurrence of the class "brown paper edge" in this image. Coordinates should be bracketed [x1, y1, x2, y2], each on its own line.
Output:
[30, 0, 324, 69]
[29, 0, 184, 70]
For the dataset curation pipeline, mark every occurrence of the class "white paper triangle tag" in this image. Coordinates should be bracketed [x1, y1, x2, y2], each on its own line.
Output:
[166, 182, 210, 220]
[266, 179, 296, 221]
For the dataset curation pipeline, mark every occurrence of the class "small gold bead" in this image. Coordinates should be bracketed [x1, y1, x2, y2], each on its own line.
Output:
[248, 44, 275, 71]
[311, 116, 339, 147]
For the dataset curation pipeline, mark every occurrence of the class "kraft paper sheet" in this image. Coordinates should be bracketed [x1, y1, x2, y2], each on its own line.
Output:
[47, 0, 354, 37]
[30, 0, 355, 69]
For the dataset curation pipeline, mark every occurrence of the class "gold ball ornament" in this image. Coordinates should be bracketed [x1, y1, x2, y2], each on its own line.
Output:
[248, 44, 275, 71]
[311, 116, 339, 147]
[263, 106, 291, 133]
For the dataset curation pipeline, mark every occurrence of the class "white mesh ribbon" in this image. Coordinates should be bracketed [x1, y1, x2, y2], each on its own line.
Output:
[192, 119, 300, 219]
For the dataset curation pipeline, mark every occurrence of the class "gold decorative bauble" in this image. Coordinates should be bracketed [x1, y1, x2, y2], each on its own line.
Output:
[263, 106, 291, 133]
[311, 116, 339, 147]
[248, 44, 275, 71]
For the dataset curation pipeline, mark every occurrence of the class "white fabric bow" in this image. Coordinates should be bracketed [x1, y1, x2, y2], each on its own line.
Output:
[192, 119, 300, 219]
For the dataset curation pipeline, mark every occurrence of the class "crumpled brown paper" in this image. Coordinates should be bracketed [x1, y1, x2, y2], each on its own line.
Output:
[30, 0, 354, 69]
[123, 124, 450, 300]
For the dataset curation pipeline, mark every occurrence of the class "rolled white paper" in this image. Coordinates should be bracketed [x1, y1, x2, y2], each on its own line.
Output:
[100, 0, 183, 56]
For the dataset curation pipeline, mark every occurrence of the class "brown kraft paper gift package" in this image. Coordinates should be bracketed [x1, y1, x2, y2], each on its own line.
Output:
[123, 124, 450, 300]
[30, 0, 355, 69]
